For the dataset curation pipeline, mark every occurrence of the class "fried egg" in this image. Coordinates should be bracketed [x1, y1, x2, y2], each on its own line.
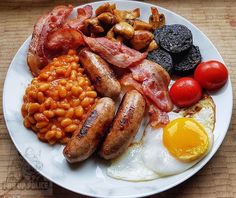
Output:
[107, 95, 215, 181]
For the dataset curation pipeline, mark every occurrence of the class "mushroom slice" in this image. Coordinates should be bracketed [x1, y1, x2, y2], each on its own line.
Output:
[149, 7, 165, 29]
[97, 12, 117, 26]
[95, 3, 116, 16]
[133, 19, 153, 31]
[129, 30, 154, 51]
[84, 18, 104, 34]
[114, 8, 140, 22]
[147, 40, 158, 52]
[113, 22, 135, 40]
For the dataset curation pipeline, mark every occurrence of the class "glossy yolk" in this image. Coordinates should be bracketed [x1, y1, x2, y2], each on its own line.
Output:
[163, 118, 209, 162]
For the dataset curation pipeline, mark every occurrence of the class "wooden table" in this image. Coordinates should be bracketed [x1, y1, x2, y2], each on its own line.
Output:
[0, 0, 235, 197]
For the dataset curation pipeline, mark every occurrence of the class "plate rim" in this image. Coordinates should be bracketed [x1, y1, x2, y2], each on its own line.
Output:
[2, 0, 233, 197]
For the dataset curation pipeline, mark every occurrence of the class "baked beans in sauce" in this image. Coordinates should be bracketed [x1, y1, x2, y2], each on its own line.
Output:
[21, 50, 98, 144]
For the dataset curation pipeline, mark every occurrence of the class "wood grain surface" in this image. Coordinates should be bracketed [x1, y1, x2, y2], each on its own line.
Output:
[0, 0, 236, 197]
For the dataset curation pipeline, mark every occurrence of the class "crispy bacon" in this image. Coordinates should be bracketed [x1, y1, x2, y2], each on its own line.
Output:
[120, 73, 144, 93]
[46, 28, 84, 51]
[63, 5, 93, 30]
[130, 59, 173, 112]
[120, 60, 173, 127]
[83, 36, 147, 68]
[27, 5, 73, 76]
[149, 105, 170, 127]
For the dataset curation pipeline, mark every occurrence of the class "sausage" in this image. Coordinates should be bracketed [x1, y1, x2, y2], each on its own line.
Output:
[63, 97, 116, 163]
[79, 48, 121, 99]
[99, 90, 146, 159]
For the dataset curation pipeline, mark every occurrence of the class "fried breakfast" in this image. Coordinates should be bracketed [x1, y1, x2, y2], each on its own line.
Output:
[21, 1, 229, 181]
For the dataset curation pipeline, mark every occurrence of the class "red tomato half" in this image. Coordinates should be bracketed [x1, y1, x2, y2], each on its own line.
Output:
[170, 77, 202, 108]
[194, 60, 228, 91]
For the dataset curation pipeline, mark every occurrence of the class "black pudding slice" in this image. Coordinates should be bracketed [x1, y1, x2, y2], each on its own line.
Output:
[157, 24, 193, 54]
[153, 26, 165, 45]
[174, 45, 202, 76]
[147, 48, 173, 74]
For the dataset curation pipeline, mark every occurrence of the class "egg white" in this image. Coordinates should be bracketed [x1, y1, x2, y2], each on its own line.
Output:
[107, 143, 160, 181]
[141, 123, 213, 176]
[107, 96, 215, 180]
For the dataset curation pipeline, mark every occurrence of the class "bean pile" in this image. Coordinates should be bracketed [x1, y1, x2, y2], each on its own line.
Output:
[21, 50, 98, 144]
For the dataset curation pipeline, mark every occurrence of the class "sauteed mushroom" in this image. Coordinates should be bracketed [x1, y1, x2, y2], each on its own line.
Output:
[147, 40, 158, 52]
[129, 30, 154, 50]
[84, 18, 104, 34]
[95, 3, 116, 16]
[133, 19, 153, 31]
[97, 12, 117, 26]
[114, 8, 140, 22]
[149, 7, 165, 29]
[113, 22, 134, 39]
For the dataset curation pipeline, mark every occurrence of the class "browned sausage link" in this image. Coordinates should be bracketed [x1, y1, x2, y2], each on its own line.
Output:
[63, 97, 116, 163]
[99, 90, 146, 160]
[79, 48, 121, 99]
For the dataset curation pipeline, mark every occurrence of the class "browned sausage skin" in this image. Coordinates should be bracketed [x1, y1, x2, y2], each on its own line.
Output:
[99, 90, 146, 160]
[63, 97, 116, 163]
[79, 48, 121, 99]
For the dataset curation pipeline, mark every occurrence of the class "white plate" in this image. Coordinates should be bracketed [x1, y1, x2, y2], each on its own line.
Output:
[3, 1, 233, 197]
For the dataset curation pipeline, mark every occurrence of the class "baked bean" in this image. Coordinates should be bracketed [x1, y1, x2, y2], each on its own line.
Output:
[78, 77, 85, 86]
[54, 108, 65, 116]
[39, 83, 50, 92]
[70, 99, 80, 107]
[60, 102, 70, 110]
[75, 106, 84, 118]
[50, 90, 59, 100]
[45, 130, 56, 140]
[81, 97, 94, 107]
[70, 70, 77, 80]
[65, 124, 77, 133]
[31, 125, 39, 132]
[71, 86, 83, 96]
[55, 131, 63, 139]
[61, 118, 72, 127]
[43, 110, 55, 118]
[59, 79, 67, 85]
[37, 92, 45, 103]
[71, 62, 78, 70]
[79, 92, 86, 100]
[22, 50, 97, 144]
[44, 98, 52, 108]
[36, 121, 48, 129]
[50, 101, 57, 109]
[28, 91, 37, 99]
[39, 104, 46, 113]
[34, 113, 48, 122]
[56, 67, 66, 75]
[28, 103, 40, 114]
[65, 108, 74, 118]
[86, 91, 97, 98]
[58, 86, 67, 98]
[65, 66, 72, 77]
[23, 117, 31, 128]
[39, 124, 52, 133]
[38, 72, 49, 80]
[27, 116, 36, 124]
[51, 124, 57, 130]
[37, 133, 46, 141]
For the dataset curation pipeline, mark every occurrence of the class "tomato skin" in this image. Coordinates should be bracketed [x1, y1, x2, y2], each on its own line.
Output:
[194, 60, 228, 91]
[170, 77, 202, 107]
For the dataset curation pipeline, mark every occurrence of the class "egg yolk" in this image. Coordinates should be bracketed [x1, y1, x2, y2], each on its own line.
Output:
[163, 118, 209, 162]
